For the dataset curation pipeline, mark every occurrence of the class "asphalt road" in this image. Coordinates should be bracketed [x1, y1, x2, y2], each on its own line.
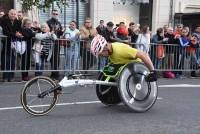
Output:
[0, 78, 200, 134]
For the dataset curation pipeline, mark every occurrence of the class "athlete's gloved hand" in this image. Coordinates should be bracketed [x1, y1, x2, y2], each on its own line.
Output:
[145, 70, 157, 82]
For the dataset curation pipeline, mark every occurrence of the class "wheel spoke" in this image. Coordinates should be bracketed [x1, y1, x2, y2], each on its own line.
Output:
[101, 87, 112, 95]
[21, 76, 58, 116]
[27, 97, 39, 106]
[37, 79, 42, 94]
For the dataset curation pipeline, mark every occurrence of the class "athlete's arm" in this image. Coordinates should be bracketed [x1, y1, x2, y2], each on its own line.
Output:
[136, 51, 157, 82]
[135, 51, 154, 71]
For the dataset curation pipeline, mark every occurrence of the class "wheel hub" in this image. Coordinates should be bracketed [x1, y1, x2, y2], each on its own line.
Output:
[135, 83, 142, 90]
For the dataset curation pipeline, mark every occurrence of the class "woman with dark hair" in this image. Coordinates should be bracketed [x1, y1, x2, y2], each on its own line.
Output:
[136, 25, 151, 53]
[128, 22, 138, 44]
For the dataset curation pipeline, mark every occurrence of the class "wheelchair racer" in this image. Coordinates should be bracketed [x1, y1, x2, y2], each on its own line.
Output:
[90, 34, 157, 82]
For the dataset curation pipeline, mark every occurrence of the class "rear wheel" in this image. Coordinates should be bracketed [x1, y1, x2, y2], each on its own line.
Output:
[118, 62, 158, 112]
[96, 72, 121, 105]
[21, 76, 59, 116]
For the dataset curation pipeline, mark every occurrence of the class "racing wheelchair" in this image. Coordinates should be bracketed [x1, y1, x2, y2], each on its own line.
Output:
[20, 61, 158, 116]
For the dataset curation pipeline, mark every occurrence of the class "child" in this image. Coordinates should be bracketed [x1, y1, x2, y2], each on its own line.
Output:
[33, 23, 57, 76]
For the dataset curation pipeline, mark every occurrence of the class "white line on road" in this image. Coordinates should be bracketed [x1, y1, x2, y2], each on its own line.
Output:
[0, 101, 101, 111]
[0, 98, 163, 111]
[159, 84, 200, 88]
[3, 84, 198, 112]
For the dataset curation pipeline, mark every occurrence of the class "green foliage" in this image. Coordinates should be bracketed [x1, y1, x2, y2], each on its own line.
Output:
[20, 0, 70, 11]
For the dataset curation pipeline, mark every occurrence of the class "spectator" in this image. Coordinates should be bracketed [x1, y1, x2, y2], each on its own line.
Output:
[0, 11, 5, 26]
[151, 28, 167, 69]
[102, 21, 116, 43]
[135, 24, 141, 35]
[128, 22, 139, 44]
[119, 22, 125, 28]
[1, 9, 22, 82]
[17, 11, 24, 23]
[136, 25, 151, 53]
[0, 11, 4, 25]
[175, 27, 190, 78]
[116, 21, 128, 41]
[193, 25, 200, 43]
[79, 17, 97, 72]
[98, 21, 116, 69]
[165, 27, 176, 44]
[172, 25, 183, 72]
[0, 11, 4, 34]
[184, 26, 190, 33]
[33, 23, 57, 76]
[31, 20, 41, 33]
[63, 20, 80, 75]
[188, 34, 200, 77]
[20, 18, 35, 81]
[174, 24, 183, 38]
[47, 9, 63, 80]
[0, 11, 4, 18]
[113, 23, 119, 37]
[164, 27, 176, 70]
[192, 25, 200, 76]
[0, 11, 4, 67]
[163, 24, 168, 37]
[96, 20, 106, 35]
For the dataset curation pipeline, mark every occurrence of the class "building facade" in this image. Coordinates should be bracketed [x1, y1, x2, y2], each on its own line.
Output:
[91, 0, 200, 33]
[1, 0, 200, 33]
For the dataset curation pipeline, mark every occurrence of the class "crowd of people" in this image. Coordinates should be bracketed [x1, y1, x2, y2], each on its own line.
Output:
[151, 24, 200, 78]
[0, 9, 99, 82]
[0, 8, 200, 82]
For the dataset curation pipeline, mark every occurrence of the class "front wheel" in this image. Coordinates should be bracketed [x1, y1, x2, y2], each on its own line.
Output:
[21, 76, 59, 116]
[118, 62, 158, 112]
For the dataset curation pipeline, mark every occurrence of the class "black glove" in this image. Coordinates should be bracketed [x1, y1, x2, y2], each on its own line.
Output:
[145, 70, 157, 82]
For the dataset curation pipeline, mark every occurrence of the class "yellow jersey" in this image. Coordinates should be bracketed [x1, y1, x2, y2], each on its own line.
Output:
[109, 42, 142, 64]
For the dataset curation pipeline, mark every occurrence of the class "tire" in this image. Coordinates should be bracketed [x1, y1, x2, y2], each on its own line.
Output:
[96, 72, 121, 105]
[21, 76, 59, 116]
[118, 62, 158, 112]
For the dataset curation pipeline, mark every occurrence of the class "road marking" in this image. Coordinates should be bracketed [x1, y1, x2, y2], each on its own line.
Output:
[0, 97, 163, 111]
[0, 101, 101, 111]
[159, 84, 200, 88]
[1, 84, 198, 112]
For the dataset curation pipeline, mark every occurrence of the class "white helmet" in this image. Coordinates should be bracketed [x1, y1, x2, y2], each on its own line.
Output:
[90, 35, 107, 57]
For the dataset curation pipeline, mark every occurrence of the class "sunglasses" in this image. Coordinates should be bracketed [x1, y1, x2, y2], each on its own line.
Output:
[53, 13, 58, 15]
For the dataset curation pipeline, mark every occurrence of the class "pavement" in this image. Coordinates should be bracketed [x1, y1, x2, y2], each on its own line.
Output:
[0, 78, 200, 134]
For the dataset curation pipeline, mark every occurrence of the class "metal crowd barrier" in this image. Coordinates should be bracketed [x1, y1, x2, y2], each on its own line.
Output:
[0, 35, 200, 76]
[0, 36, 101, 75]
[148, 43, 200, 71]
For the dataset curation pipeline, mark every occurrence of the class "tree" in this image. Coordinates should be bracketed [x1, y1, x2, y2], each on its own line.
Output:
[20, 0, 70, 12]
